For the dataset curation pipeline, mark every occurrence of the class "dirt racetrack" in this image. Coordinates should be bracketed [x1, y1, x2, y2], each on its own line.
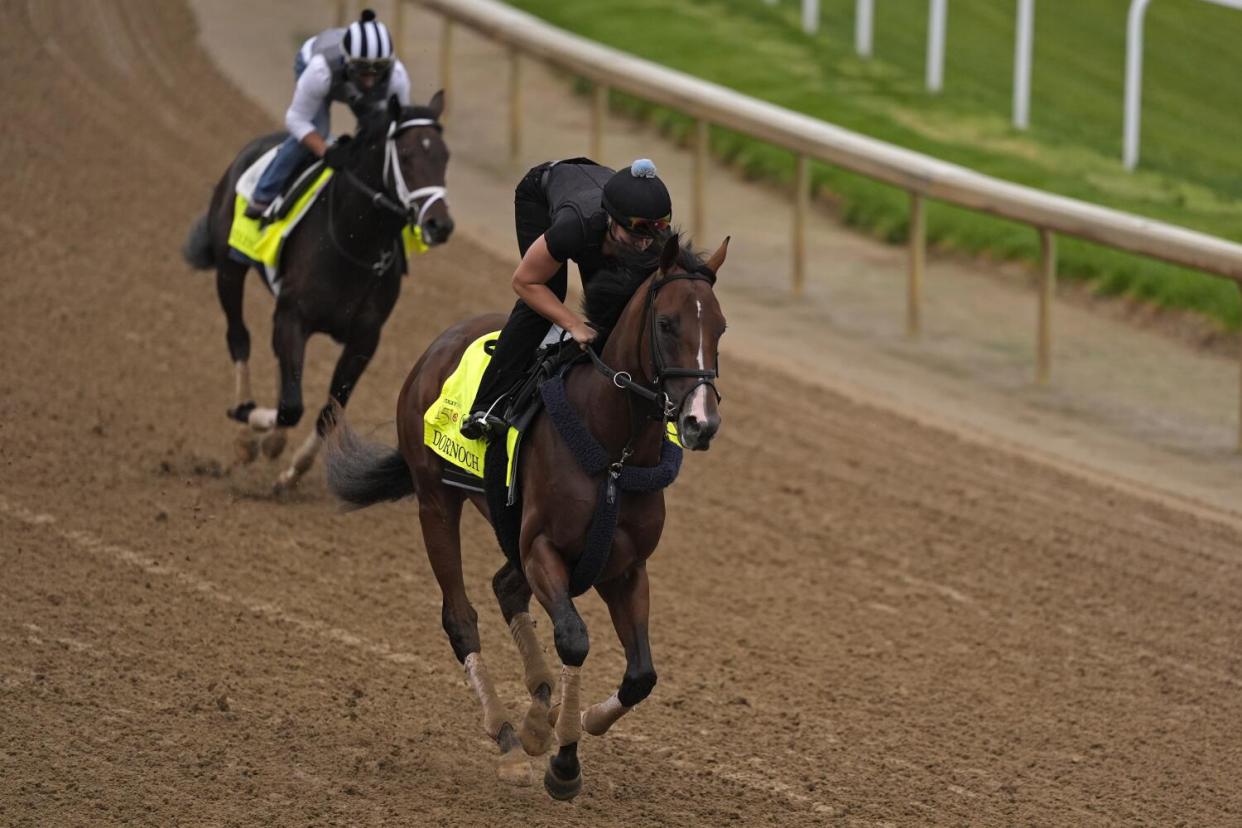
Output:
[4, 1, 1242, 825]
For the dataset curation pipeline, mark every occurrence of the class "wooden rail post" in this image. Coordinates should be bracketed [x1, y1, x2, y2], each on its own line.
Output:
[508, 48, 522, 162]
[908, 191, 926, 337]
[1037, 228, 1057, 384]
[439, 19, 453, 121]
[591, 83, 607, 161]
[793, 154, 809, 296]
[393, 0, 405, 53]
[693, 119, 708, 243]
[1238, 284, 1242, 452]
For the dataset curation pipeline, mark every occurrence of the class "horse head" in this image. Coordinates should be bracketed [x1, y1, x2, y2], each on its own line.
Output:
[353, 92, 454, 246]
[593, 233, 728, 451]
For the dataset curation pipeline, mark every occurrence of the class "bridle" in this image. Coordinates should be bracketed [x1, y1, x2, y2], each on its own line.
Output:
[587, 265, 722, 423]
[326, 115, 447, 274]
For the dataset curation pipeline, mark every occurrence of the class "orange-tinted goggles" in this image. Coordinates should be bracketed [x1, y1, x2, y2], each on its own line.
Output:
[621, 215, 671, 235]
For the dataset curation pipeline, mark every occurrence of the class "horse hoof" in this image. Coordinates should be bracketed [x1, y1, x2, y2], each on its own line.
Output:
[260, 429, 288, 460]
[496, 748, 533, 787]
[543, 763, 582, 801]
[519, 704, 554, 756]
[272, 471, 298, 495]
[234, 430, 259, 465]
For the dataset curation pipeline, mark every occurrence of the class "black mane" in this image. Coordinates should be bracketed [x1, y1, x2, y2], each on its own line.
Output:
[583, 231, 706, 335]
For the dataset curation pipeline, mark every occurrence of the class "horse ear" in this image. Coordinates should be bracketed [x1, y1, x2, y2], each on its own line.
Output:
[387, 94, 401, 122]
[658, 232, 681, 274]
[705, 236, 730, 275]
[428, 89, 445, 120]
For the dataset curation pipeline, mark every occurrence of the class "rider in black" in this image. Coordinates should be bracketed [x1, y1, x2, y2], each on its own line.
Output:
[460, 157, 673, 440]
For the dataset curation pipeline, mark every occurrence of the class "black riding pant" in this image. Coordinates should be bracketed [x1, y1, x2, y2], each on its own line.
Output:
[469, 163, 569, 415]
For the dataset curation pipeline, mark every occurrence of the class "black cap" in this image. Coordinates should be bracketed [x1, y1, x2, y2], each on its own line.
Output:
[602, 159, 672, 231]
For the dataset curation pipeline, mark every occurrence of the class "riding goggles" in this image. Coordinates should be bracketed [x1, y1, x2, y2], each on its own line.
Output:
[348, 57, 393, 76]
[618, 215, 671, 236]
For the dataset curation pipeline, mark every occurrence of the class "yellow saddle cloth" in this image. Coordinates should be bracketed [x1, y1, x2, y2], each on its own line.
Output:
[226, 166, 427, 295]
[423, 331, 518, 483]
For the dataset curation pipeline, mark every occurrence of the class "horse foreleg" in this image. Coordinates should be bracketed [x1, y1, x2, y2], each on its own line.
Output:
[264, 306, 310, 492]
[492, 562, 556, 756]
[420, 492, 530, 786]
[583, 565, 656, 737]
[274, 331, 376, 491]
[526, 537, 589, 801]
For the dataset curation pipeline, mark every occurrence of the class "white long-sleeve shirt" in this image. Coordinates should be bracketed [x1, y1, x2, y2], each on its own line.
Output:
[284, 52, 412, 141]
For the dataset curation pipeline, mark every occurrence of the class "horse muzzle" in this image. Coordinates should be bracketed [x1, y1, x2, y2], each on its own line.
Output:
[421, 213, 454, 246]
[678, 411, 720, 451]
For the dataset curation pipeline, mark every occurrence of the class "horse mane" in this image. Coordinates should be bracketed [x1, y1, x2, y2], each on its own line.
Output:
[582, 230, 706, 334]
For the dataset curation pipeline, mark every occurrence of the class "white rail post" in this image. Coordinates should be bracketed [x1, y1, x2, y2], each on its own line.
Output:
[908, 192, 925, 336]
[1037, 228, 1056, 384]
[1013, 0, 1034, 129]
[927, 0, 947, 93]
[803, 0, 820, 35]
[1123, 0, 1152, 170]
[856, 0, 874, 57]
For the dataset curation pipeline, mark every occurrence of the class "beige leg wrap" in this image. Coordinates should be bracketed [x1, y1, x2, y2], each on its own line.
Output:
[554, 665, 582, 747]
[508, 613, 555, 695]
[464, 653, 510, 740]
[233, 361, 252, 406]
[581, 692, 631, 737]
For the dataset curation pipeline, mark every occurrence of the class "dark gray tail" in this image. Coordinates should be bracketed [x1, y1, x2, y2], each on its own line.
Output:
[182, 213, 215, 270]
[324, 411, 416, 509]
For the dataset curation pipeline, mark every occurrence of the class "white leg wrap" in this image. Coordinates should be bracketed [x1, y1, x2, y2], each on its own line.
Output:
[247, 407, 277, 432]
[464, 653, 510, 740]
[508, 612, 555, 695]
[581, 692, 631, 737]
[554, 665, 582, 747]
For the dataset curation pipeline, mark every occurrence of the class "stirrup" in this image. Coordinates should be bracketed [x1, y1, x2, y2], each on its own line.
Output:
[460, 411, 506, 442]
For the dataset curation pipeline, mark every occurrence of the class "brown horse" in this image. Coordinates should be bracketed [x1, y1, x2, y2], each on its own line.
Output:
[324, 233, 728, 799]
[182, 93, 452, 491]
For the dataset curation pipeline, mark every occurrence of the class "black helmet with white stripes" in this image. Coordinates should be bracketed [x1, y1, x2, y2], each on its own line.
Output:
[343, 9, 394, 78]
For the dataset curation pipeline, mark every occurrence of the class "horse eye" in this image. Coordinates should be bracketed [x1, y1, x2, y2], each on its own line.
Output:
[657, 316, 674, 333]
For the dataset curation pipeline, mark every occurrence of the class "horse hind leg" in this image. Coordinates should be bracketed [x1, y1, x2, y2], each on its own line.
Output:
[492, 562, 557, 756]
[420, 491, 531, 786]
[216, 259, 261, 464]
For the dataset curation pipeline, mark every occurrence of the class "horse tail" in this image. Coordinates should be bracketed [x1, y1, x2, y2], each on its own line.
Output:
[324, 410, 416, 509]
[181, 213, 215, 270]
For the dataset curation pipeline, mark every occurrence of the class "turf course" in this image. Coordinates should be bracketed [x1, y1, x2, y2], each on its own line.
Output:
[504, 0, 1242, 329]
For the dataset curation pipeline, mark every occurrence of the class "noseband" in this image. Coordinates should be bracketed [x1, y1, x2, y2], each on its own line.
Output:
[588, 264, 721, 423]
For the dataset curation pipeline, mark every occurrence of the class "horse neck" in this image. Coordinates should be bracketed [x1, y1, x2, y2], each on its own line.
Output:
[330, 134, 401, 247]
[567, 277, 665, 465]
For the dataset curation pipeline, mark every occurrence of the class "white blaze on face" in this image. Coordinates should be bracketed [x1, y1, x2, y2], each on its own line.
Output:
[686, 298, 711, 423]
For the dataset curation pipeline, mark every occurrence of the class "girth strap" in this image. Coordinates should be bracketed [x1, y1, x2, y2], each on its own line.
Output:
[541, 373, 682, 596]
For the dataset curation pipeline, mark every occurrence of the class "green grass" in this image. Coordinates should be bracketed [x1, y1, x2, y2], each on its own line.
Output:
[504, 0, 1242, 329]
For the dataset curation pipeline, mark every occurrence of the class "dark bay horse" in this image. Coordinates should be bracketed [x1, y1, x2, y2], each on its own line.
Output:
[182, 93, 452, 491]
[324, 234, 728, 799]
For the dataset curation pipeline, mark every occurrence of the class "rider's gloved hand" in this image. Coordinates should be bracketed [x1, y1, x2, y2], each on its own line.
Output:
[322, 136, 353, 170]
[567, 320, 597, 347]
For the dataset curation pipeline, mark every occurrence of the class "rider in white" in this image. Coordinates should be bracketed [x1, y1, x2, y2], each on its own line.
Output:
[246, 8, 412, 218]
